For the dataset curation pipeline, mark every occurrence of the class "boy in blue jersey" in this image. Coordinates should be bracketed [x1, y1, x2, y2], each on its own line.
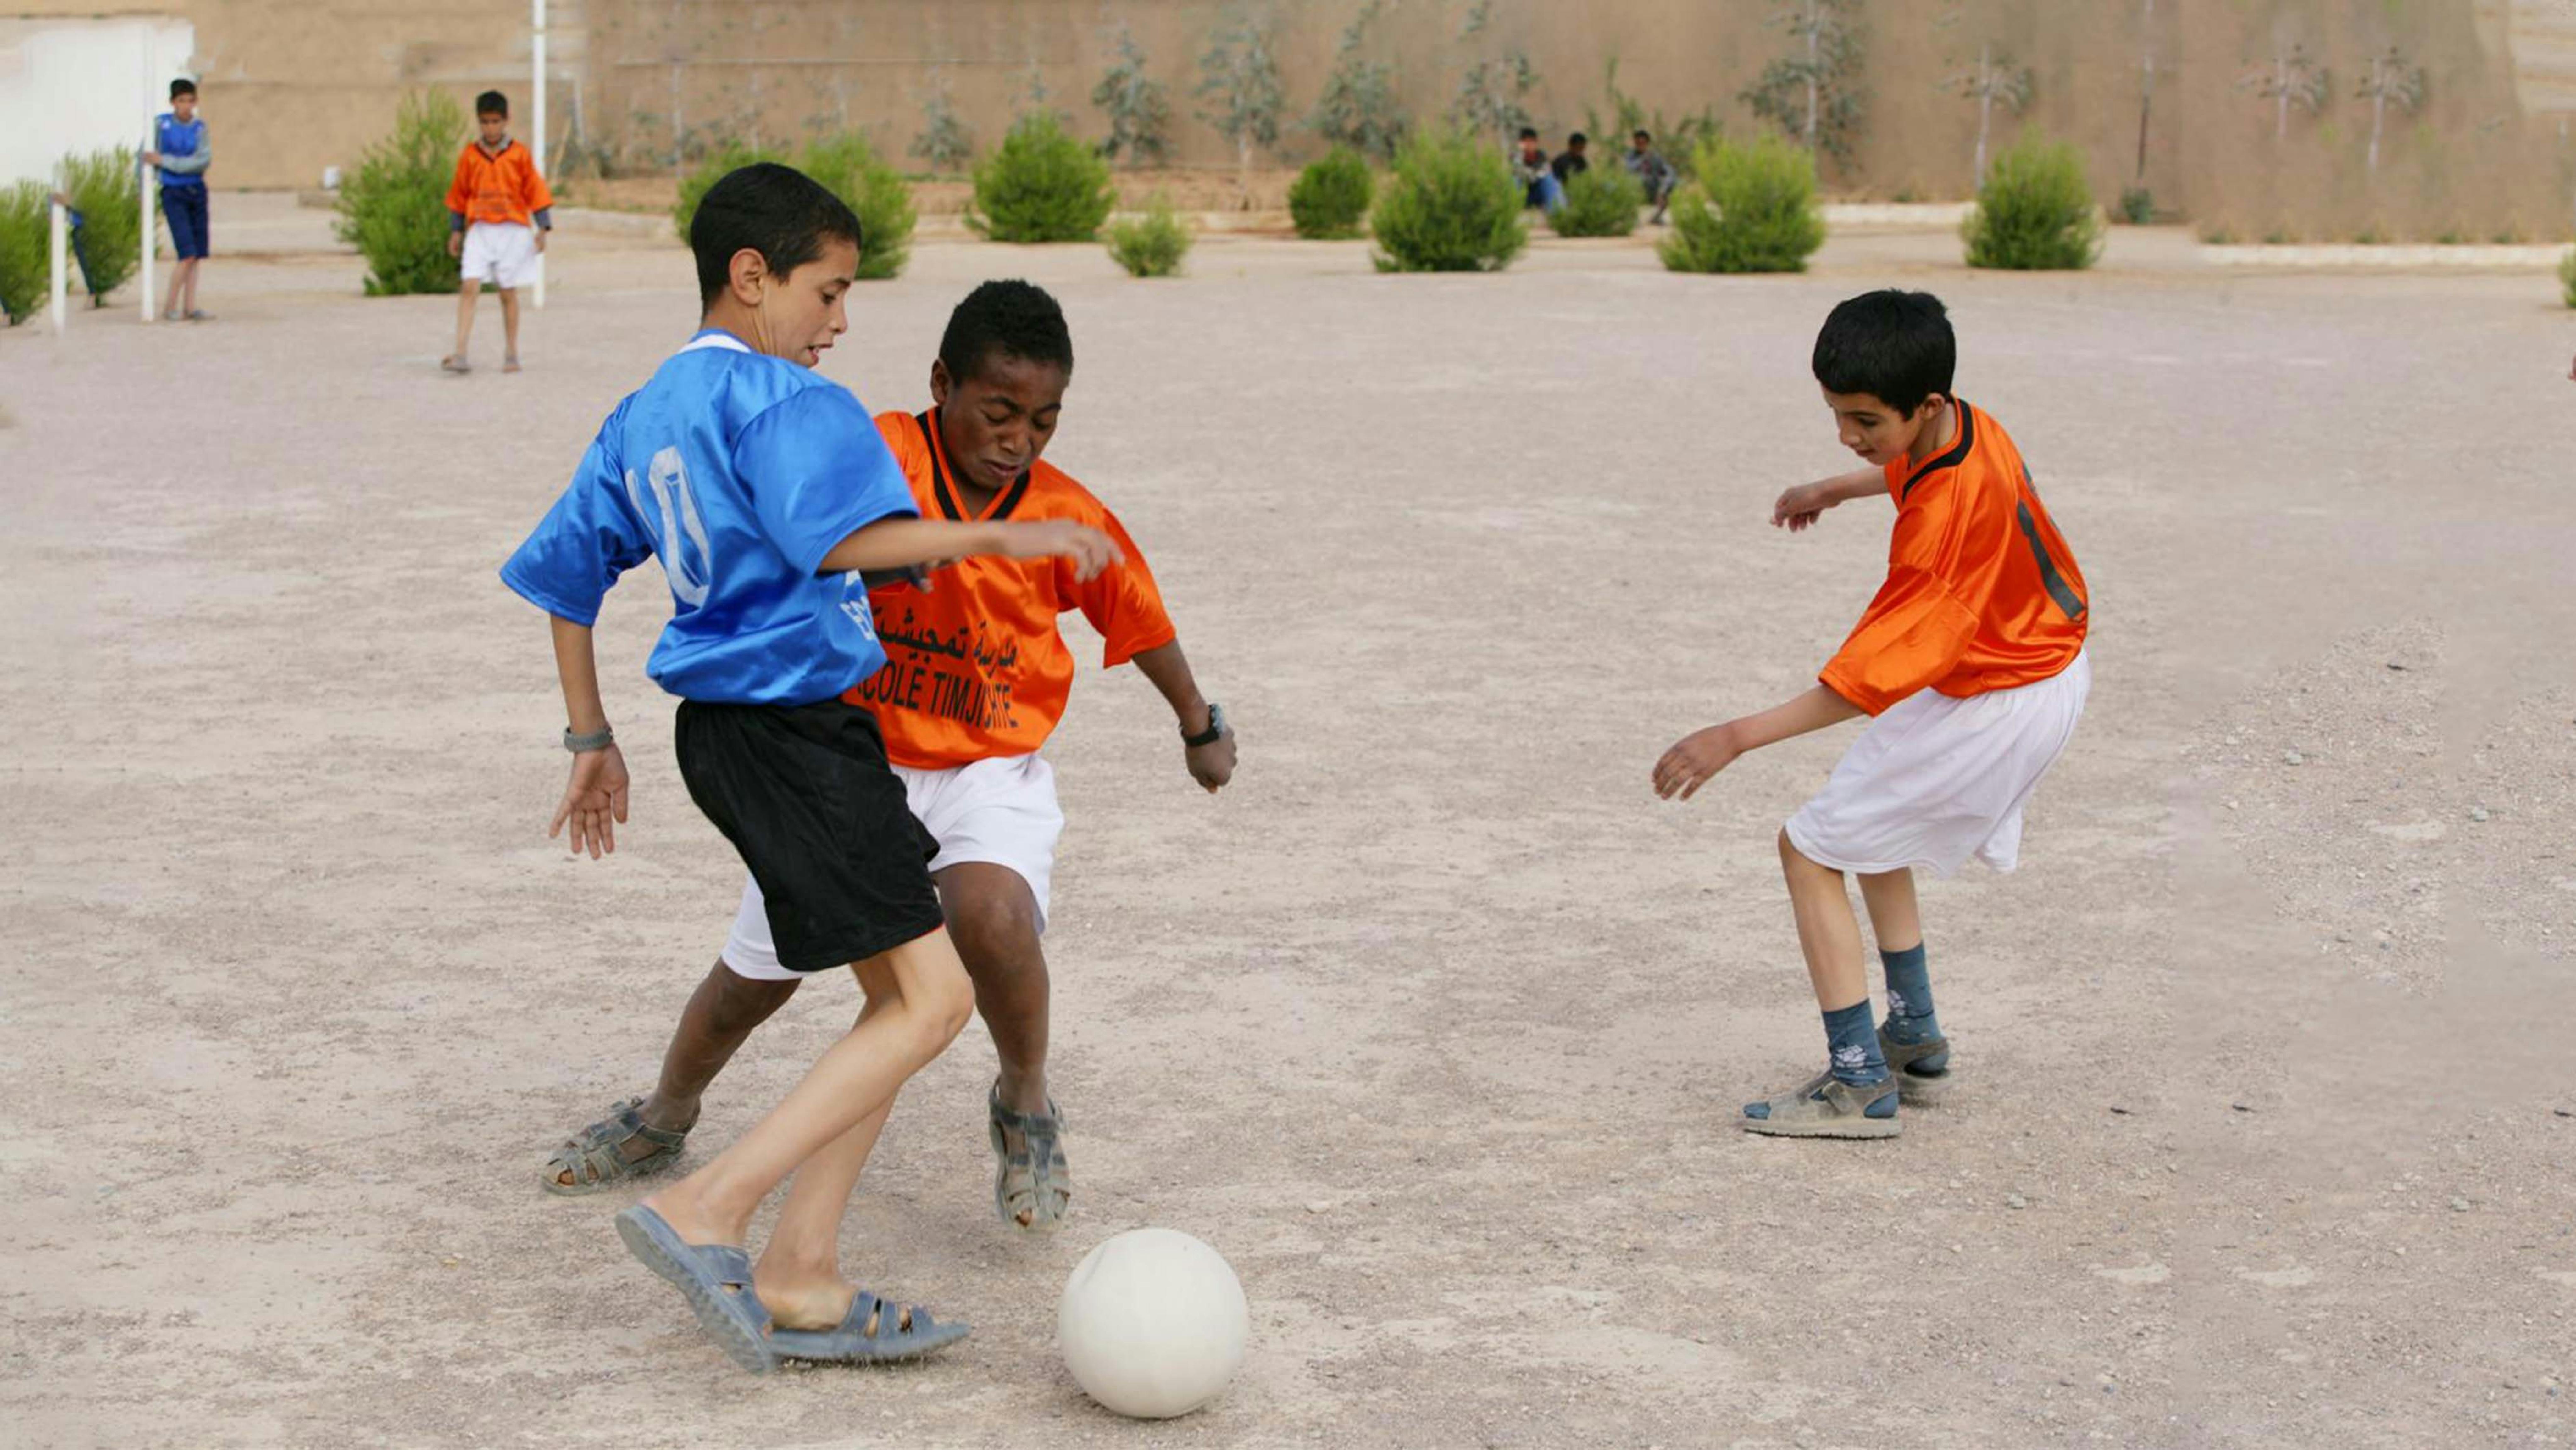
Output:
[501, 163, 1119, 1374]
[143, 77, 212, 321]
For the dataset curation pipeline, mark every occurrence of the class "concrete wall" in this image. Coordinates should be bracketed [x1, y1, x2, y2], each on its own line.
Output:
[0, 15, 194, 187]
[4, 0, 2568, 237]
[2, 0, 586, 192]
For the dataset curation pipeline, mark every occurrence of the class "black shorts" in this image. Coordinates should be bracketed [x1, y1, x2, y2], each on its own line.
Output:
[674, 697, 944, 973]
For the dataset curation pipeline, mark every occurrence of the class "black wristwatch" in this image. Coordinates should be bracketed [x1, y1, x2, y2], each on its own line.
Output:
[1182, 702, 1226, 748]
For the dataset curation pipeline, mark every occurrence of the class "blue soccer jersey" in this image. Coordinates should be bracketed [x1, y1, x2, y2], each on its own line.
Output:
[154, 114, 208, 191]
[501, 331, 919, 705]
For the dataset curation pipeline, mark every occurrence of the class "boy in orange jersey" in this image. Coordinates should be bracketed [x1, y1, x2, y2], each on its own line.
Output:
[543, 279, 1238, 1235]
[1654, 289, 2090, 1139]
[442, 90, 554, 375]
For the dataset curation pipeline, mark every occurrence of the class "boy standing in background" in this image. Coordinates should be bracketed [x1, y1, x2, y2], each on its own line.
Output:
[143, 77, 211, 321]
[443, 90, 553, 375]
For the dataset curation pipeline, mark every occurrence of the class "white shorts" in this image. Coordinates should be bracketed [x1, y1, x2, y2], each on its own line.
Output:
[460, 221, 540, 288]
[723, 753, 1064, 980]
[1785, 650, 2090, 879]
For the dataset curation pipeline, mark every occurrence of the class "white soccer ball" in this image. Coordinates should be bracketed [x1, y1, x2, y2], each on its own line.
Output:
[1057, 1227, 1249, 1419]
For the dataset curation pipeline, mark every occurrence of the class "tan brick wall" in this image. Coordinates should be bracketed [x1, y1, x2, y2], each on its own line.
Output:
[8, 0, 2566, 235]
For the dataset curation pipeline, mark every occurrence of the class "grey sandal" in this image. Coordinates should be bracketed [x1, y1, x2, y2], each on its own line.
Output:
[613, 1204, 776, 1375]
[768, 1290, 970, 1364]
[987, 1085, 1071, 1230]
[1741, 1070, 1902, 1139]
[542, 1096, 689, 1196]
[1878, 1024, 1955, 1106]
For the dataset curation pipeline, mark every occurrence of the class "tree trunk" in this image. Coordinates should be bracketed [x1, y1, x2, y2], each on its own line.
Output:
[1804, 2, 1820, 151]
[2135, 0, 2155, 184]
[1237, 134, 1253, 211]
[2366, 59, 2385, 175]
[2275, 57, 2289, 141]
[1974, 44, 1993, 183]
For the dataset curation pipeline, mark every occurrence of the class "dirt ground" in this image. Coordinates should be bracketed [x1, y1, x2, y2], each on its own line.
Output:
[4, 219, 2574, 1450]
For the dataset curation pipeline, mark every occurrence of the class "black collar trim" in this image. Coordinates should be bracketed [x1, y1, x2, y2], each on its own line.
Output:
[1900, 401, 1977, 502]
[917, 409, 1030, 523]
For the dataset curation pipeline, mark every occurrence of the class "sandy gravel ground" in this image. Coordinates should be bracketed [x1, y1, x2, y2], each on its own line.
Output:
[4, 219, 2573, 1449]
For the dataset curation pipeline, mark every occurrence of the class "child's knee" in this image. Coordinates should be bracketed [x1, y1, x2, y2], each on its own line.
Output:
[907, 947, 978, 1046]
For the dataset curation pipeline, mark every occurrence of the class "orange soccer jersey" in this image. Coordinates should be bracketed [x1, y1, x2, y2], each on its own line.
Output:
[445, 139, 552, 227]
[1819, 399, 2090, 716]
[845, 410, 1175, 769]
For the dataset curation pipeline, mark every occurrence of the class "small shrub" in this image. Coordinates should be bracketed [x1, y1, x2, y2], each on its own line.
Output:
[2197, 222, 2239, 245]
[2492, 223, 2524, 246]
[2559, 247, 2575, 309]
[967, 113, 1116, 243]
[910, 81, 975, 172]
[2353, 223, 2390, 246]
[1549, 164, 1644, 238]
[673, 141, 789, 244]
[1288, 147, 1372, 239]
[1658, 134, 1824, 274]
[2261, 226, 2295, 246]
[1104, 194, 1191, 277]
[61, 148, 141, 303]
[335, 90, 469, 296]
[0, 181, 49, 324]
[802, 133, 916, 279]
[1368, 127, 1525, 273]
[2116, 185, 2154, 225]
[1961, 137, 2103, 271]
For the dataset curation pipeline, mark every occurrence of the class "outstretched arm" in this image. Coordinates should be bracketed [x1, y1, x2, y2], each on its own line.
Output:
[547, 614, 630, 857]
[818, 516, 1119, 581]
[1772, 466, 1889, 532]
[1132, 639, 1235, 793]
[1652, 684, 1863, 801]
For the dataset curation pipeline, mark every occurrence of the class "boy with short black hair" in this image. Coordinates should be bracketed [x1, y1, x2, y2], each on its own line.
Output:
[1550, 131, 1590, 185]
[143, 78, 211, 321]
[1511, 126, 1563, 213]
[540, 279, 1237, 1239]
[1653, 289, 2091, 1140]
[443, 90, 553, 374]
[1624, 128, 1677, 224]
[502, 162, 1120, 1371]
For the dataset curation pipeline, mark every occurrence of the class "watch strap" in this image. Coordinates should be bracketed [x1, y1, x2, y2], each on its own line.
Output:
[564, 725, 616, 753]
[1182, 702, 1226, 749]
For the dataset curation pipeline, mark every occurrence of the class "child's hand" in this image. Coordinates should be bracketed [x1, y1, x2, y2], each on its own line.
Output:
[549, 744, 631, 859]
[1771, 480, 1835, 532]
[1653, 725, 1740, 801]
[142, 150, 162, 167]
[447, 232, 463, 258]
[536, 230, 549, 254]
[1002, 520, 1124, 583]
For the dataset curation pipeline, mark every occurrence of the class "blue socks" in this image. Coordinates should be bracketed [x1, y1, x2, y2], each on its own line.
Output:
[1822, 1000, 1889, 1087]
[1880, 942, 1940, 1043]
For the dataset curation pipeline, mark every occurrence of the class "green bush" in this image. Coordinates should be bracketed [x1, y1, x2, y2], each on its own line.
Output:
[1104, 195, 1191, 277]
[2116, 185, 2154, 225]
[801, 133, 916, 279]
[1658, 135, 1824, 274]
[2560, 247, 2576, 309]
[672, 141, 789, 244]
[335, 90, 468, 296]
[1368, 128, 1526, 274]
[0, 181, 48, 324]
[967, 113, 1116, 243]
[61, 148, 141, 304]
[1962, 137, 2103, 271]
[1548, 164, 1644, 238]
[1288, 147, 1373, 239]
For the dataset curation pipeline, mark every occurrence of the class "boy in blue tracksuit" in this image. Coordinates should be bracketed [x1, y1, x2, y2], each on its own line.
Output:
[502, 162, 1122, 1372]
[143, 77, 212, 321]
